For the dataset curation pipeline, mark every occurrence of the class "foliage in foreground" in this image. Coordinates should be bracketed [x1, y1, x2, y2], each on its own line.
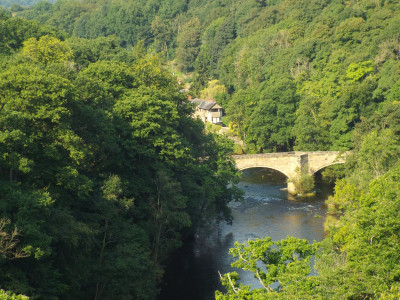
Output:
[0, 15, 242, 299]
[216, 236, 318, 299]
[0, 290, 28, 300]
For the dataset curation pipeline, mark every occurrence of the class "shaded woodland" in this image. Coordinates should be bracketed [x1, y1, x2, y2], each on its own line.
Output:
[0, 10, 242, 299]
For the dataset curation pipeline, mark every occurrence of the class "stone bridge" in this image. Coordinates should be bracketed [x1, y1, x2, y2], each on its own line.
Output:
[232, 151, 347, 194]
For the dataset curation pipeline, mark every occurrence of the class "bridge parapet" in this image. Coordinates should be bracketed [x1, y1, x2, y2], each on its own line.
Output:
[233, 151, 346, 159]
[232, 152, 297, 160]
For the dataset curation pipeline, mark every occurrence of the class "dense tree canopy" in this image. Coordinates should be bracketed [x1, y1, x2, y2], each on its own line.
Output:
[0, 13, 242, 299]
[13, 0, 400, 152]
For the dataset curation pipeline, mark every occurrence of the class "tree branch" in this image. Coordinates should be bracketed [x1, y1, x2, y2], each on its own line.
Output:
[255, 269, 273, 292]
[219, 271, 239, 294]
[0, 219, 29, 260]
[237, 249, 273, 292]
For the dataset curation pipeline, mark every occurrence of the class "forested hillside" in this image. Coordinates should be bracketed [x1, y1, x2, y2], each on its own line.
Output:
[0, 10, 242, 299]
[0, 0, 52, 9]
[15, 0, 400, 152]
[1, 0, 400, 299]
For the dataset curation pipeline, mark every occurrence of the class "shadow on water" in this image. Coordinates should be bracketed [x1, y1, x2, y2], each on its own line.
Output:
[158, 168, 333, 300]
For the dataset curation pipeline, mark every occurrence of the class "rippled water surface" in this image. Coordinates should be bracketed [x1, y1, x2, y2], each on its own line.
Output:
[159, 168, 331, 300]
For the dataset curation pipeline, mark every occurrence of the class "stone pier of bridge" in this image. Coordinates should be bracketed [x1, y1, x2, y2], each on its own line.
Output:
[232, 151, 347, 194]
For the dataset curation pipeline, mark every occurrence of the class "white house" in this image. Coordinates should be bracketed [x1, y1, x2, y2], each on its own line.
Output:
[189, 98, 223, 124]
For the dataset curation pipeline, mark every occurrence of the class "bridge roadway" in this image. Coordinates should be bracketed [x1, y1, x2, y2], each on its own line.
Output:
[232, 151, 347, 194]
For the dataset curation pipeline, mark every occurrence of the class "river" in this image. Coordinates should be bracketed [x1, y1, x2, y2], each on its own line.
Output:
[158, 168, 332, 300]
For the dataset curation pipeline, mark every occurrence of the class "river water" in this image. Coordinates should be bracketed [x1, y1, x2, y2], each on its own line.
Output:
[158, 168, 332, 300]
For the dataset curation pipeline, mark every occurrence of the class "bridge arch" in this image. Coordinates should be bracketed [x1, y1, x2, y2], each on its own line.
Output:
[238, 166, 290, 179]
[233, 151, 348, 194]
[310, 161, 346, 175]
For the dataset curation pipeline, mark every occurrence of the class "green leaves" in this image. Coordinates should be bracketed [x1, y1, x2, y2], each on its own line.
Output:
[0, 289, 29, 300]
[176, 17, 202, 71]
[0, 15, 244, 297]
[217, 236, 318, 298]
[317, 166, 400, 298]
[22, 35, 73, 64]
[346, 60, 374, 82]
[245, 78, 298, 152]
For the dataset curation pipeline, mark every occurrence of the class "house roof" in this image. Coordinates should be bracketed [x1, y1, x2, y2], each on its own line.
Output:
[190, 98, 220, 110]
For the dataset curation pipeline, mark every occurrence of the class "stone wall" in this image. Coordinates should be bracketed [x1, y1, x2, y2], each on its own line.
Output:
[233, 151, 347, 194]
